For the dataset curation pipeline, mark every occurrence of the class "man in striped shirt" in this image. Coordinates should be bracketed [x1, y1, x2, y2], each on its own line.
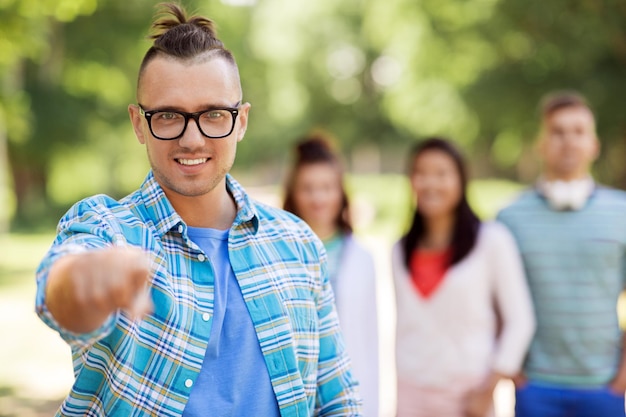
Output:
[35, 3, 362, 416]
[498, 91, 626, 416]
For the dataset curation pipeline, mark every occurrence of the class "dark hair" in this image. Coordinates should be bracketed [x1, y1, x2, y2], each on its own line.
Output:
[539, 90, 593, 120]
[402, 137, 481, 269]
[283, 132, 352, 234]
[138, 3, 237, 89]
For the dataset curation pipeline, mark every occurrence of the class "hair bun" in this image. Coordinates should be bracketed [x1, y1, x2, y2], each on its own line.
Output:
[150, 3, 220, 46]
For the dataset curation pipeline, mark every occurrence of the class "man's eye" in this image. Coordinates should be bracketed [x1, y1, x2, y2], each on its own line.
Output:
[205, 110, 225, 120]
[158, 112, 180, 120]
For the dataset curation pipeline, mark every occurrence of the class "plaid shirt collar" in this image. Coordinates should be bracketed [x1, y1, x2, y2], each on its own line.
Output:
[138, 171, 259, 237]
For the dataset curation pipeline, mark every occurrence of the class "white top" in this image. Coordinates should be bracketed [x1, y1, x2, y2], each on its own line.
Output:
[392, 222, 536, 388]
[333, 235, 380, 416]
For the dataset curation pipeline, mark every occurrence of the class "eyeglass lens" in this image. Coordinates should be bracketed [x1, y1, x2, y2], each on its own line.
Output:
[151, 110, 235, 139]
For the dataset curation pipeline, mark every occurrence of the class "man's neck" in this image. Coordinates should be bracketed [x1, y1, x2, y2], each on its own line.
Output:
[167, 184, 237, 230]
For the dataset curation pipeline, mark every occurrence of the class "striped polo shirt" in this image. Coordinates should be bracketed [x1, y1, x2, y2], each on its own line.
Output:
[497, 187, 626, 387]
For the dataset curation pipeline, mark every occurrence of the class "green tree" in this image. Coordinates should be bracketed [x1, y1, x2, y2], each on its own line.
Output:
[464, 0, 626, 184]
[2, 0, 625, 231]
[1, 0, 101, 229]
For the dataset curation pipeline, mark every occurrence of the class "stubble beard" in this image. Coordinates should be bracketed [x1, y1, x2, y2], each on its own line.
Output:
[148, 152, 233, 199]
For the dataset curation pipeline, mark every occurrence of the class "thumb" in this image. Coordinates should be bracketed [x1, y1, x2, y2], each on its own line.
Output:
[128, 285, 153, 320]
[116, 246, 154, 319]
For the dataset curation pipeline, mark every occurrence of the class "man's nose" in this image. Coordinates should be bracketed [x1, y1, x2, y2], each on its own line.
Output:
[561, 133, 581, 147]
[178, 118, 205, 148]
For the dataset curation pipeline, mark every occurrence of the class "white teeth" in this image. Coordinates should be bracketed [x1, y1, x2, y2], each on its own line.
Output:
[177, 158, 207, 166]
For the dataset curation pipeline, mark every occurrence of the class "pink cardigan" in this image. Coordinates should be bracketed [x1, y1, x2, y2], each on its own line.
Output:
[392, 222, 535, 388]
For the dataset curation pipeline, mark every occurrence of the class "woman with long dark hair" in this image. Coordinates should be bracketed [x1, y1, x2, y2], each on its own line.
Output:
[392, 138, 535, 417]
[284, 133, 380, 416]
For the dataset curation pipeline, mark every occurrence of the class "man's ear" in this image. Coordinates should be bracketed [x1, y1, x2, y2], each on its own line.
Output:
[128, 104, 147, 145]
[235, 102, 251, 143]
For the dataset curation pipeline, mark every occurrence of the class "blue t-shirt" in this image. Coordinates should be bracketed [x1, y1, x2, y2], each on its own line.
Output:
[182, 227, 281, 416]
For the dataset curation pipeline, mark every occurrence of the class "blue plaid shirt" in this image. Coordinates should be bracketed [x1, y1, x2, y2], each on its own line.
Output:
[36, 172, 362, 416]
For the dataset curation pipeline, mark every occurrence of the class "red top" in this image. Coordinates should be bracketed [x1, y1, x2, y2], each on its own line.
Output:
[409, 248, 452, 298]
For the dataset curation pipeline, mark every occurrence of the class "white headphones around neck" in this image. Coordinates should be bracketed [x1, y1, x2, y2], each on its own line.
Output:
[538, 177, 595, 211]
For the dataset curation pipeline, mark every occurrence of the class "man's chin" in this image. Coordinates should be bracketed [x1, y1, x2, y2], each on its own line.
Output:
[554, 167, 588, 180]
[159, 179, 222, 199]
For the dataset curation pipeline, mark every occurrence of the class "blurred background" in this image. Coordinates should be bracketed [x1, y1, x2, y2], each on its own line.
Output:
[0, 0, 625, 415]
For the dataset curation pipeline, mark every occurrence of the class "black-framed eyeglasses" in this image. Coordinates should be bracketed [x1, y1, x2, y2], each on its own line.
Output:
[138, 103, 240, 140]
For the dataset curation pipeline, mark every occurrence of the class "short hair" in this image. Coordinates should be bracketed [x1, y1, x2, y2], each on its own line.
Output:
[283, 132, 353, 234]
[137, 3, 238, 90]
[539, 90, 593, 120]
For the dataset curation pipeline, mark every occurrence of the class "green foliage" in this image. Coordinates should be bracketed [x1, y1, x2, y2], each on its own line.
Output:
[1, 0, 625, 230]
[464, 0, 626, 181]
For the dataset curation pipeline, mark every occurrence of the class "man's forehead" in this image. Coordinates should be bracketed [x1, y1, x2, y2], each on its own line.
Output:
[138, 54, 241, 103]
[547, 105, 594, 120]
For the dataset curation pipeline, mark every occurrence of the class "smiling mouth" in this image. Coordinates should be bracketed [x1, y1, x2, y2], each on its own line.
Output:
[176, 158, 208, 166]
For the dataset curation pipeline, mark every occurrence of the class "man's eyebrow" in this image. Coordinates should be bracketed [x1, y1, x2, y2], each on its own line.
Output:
[202, 101, 241, 109]
[147, 102, 240, 112]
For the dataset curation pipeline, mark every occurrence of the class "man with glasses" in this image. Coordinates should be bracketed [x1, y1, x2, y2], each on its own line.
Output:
[35, 3, 362, 416]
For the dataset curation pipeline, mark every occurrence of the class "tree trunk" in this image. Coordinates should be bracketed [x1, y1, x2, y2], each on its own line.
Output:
[9, 155, 48, 225]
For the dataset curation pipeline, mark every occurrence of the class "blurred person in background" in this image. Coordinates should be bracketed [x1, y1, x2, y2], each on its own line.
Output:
[497, 91, 626, 417]
[283, 133, 380, 416]
[33, 3, 361, 416]
[392, 138, 535, 417]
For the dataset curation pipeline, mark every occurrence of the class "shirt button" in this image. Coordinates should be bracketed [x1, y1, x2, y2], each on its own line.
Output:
[184, 379, 193, 388]
[177, 225, 183, 234]
[202, 313, 210, 322]
[197, 254, 206, 262]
